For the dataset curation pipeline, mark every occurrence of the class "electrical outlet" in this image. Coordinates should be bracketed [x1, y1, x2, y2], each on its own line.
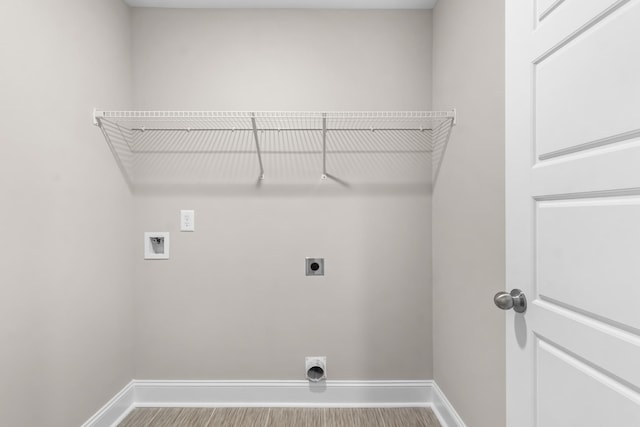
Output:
[305, 258, 324, 276]
[180, 210, 195, 232]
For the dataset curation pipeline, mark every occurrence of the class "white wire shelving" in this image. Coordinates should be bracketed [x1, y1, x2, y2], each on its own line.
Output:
[93, 110, 456, 190]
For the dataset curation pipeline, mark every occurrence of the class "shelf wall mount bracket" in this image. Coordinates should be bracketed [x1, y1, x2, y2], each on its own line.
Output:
[93, 108, 103, 126]
[321, 113, 328, 179]
[250, 112, 265, 180]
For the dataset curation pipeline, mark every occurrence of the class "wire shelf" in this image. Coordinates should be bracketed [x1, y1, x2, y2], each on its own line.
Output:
[94, 110, 455, 190]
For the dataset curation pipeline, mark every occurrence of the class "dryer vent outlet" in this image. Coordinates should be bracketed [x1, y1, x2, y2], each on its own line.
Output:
[305, 356, 327, 382]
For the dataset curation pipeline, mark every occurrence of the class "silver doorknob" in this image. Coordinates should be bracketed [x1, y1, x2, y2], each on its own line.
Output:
[494, 289, 527, 313]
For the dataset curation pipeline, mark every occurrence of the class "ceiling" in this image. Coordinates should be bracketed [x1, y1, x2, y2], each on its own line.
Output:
[123, 0, 438, 9]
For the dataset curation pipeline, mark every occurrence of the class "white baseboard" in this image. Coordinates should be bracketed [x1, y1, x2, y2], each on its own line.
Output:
[134, 380, 432, 408]
[81, 381, 135, 427]
[431, 381, 467, 427]
[83, 379, 465, 427]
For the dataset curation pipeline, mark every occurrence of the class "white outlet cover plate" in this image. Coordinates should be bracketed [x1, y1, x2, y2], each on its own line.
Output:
[180, 210, 195, 232]
[144, 232, 170, 259]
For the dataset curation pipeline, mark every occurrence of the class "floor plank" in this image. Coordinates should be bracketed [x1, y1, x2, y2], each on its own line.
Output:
[118, 408, 161, 427]
[415, 407, 442, 427]
[206, 407, 269, 427]
[380, 407, 441, 427]
[305, 408, 324, 427]
[118, 406, 441, 427]
[172, 408, 216, 427]
[326, 408, 385, 427]
[266, 408, 324, 427]
[151, 408, 184, 426]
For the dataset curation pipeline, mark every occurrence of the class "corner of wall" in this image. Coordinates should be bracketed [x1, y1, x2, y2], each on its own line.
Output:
[431, 0, 506, 426]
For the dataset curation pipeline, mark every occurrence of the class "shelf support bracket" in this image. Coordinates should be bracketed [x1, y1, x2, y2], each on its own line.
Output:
[250, 113, 265, 180]
[321, 113, 327, 179]
[93, 108, 102, 126]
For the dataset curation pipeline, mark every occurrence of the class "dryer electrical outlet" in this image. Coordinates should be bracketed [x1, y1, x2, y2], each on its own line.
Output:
[305, 258, 324, 276]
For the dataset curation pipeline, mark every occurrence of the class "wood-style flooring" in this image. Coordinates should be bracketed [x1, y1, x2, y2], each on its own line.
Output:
[118, 407, 441, 427]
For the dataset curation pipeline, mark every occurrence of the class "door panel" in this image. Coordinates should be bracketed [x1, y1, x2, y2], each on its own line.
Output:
[506, 0, 640, 426]
[533, 300, 640, 389]
[535, 1, 640, 158]
[532, 138, 640, 196]
[537, 339, 640, 426]
[536, 0, 563, 22]
[537, 197, 640, 329]
[536, 0, 629, 47]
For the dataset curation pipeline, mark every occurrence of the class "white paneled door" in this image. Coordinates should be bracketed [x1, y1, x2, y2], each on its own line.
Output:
[505, 0, 640, 426]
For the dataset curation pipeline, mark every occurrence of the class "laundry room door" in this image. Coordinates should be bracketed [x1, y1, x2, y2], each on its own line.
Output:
[505, 0, 640, 426]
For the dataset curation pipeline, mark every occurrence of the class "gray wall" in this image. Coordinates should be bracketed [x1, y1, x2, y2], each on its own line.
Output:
[131, 9, 435, 380]
[0, 1, 134, 426]
[0, 3, 506, 422]
[132, 9, 432, 111]
[432, 0, 506, 426]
